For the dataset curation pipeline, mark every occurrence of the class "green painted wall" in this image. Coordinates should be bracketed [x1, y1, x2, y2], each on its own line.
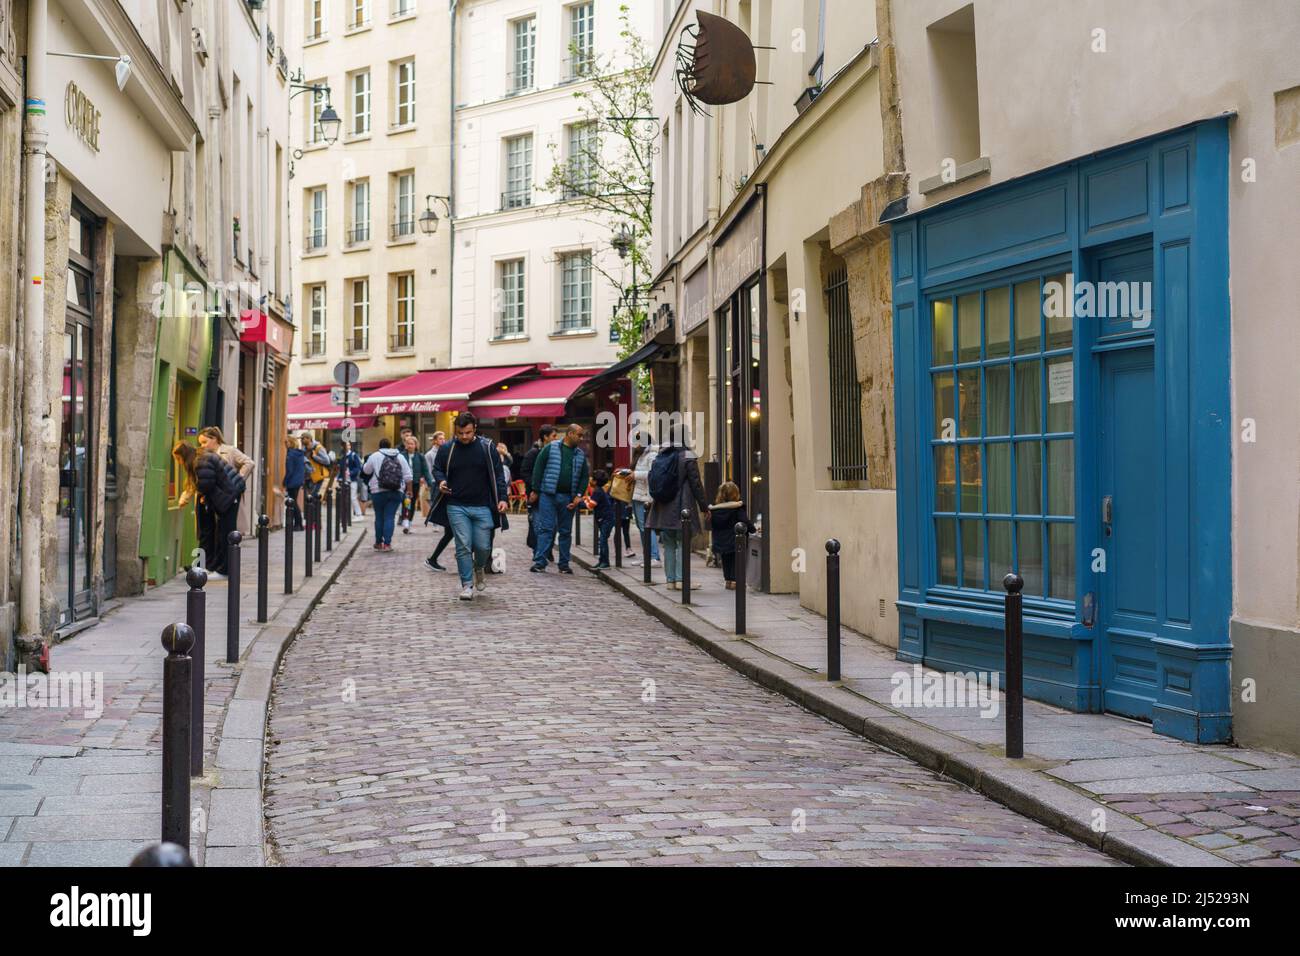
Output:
[138, 249, 212, 585]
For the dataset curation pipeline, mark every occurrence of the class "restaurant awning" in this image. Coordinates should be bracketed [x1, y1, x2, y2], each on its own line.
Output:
[358, 365, 535, 415]
[286, 391, 377, 431]
[571, 340, 672, 398]
[468, 373, 596, 420]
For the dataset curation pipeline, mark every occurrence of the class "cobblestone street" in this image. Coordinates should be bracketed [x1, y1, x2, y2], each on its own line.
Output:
[263, 526, 1115, 866]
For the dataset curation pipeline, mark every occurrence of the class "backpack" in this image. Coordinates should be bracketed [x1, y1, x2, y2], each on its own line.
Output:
[648, 448, 681, 504]
[377, 452, 404, 492]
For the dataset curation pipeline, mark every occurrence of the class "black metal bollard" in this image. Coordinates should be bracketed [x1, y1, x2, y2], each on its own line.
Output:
[325, 486, 334, 552]
[1003, 572, 1025, 759]
[226, 530, 242, 664]
[304, 495, 314, 579]
[574, 503, 582, 546]
[312, 494, 322, 563]
[735, 523, 748, 635]
[680, 509, 692, 605]
[641, 522, 652, 585]
[161, 622, 194, 849]
[185, 567, 207, 777]
[826, 539, 841, 681]
[343, 479, 352, 530]
[614, 501, 623, 568]
[284, 502, 295, 594]
[256, 515, 269, 623]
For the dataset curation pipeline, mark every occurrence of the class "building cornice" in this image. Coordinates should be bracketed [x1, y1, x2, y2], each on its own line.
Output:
[59, 0, 199, 149]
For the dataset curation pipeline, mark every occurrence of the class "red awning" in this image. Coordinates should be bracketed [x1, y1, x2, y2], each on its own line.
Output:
[359, 365, 535, 415]
[468, 373, 594, 420]
[286, 391, 377, 431]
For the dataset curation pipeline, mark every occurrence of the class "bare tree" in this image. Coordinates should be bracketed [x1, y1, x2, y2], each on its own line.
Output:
[543, 4, 655, 385]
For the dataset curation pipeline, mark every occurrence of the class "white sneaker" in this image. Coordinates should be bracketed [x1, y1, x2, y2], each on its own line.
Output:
[651, 558, 662, 567]
[459, 585, 474, 601]
[474, 567, 486, 591]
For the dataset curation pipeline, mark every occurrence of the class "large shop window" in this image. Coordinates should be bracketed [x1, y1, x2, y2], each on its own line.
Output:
[929, 270, 1074, 602]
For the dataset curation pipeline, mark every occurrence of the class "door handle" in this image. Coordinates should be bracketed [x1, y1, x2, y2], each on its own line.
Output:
[1102, 495, 1113, 537]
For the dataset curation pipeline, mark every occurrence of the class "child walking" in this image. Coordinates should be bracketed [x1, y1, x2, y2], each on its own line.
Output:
[708, 481, 755, 590]
[590, 469, 616, 569]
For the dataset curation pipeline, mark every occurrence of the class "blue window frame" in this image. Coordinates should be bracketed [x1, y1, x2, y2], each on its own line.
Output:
[926, 266, 1076, 605]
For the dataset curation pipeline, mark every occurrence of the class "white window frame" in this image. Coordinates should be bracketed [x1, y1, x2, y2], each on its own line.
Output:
[504, 133, 532, 208]
[568, 1, 595, 78]
[307, 0, 327, 41]
[393, 59, 416, 128]
[308, 284, 327, 355]
[392, 272, 415, 349]
[511, 16, 536, 93]
[350, 277, 370, 352]
[349, 0, 370, 30]
[349, 179, 370, 244]
[350, 70, 371, 136]
[566, 122, 596, 196]
[559, 251, 593, 331]
[308, 187, 327, 248]
[308, 83, 327, 145]
[393, 171, 415, 238]
[497, 259, 525, 337]
[391, 0, 416, 18]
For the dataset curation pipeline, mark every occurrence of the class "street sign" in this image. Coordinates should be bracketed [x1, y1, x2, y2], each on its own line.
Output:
[333, 360, 360, 387]
[330, 386, 361, 406]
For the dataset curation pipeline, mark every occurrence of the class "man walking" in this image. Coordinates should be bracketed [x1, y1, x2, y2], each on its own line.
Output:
[431, 412, 509, 600]
[529, 423, 589, 574]
[360, 438, 412, 552]
[520, 425, 556, 559]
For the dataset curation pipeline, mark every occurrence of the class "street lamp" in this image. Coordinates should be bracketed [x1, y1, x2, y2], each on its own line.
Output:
[418, 195, 452, 235]
[288, 69, 340, 146]
[611, 222, 634, 260]
[50, 51, 133, 92]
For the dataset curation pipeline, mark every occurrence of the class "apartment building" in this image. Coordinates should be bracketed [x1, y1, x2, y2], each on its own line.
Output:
[287, 0, 452, 449]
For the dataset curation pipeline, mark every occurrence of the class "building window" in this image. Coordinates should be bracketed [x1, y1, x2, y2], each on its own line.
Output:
[349, 0, 370, 29]
[348, 278, 370, 353]
[825, 264, 867, 482]
[306, 187, 327, 249]
[393, 59, 415, 127]
[392, 170, 415, 238]
[503, 134, 532, 208]
[564, 122, 597, 197]
[348, 179, 370, 245]
[306, 0, 326, 40]
[307, 284, 327, 357]
[567, 1, 595, 79]
[510, 16, 536, 93]
[558, 251, 592, 331]
[391, 273, 415, 350]
[308, 82, 327, 144]
[497, 259, 525, 336]
[929, 273, 1075, 600]
[350, 70, 371, 136]
[926, 4, 981, 172]
[392, 0, 415, 17]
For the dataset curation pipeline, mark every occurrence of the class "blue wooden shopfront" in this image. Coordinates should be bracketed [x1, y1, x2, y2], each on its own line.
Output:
[889, 120, 1232, 743]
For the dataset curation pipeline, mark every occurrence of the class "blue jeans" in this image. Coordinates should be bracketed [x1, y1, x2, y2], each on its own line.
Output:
[660, 529, 682, 583]
[533, 492, 575, 568]
[632, 500, 658, 560]
[371, 490, 401, 545]
[596, 518, 614, 565]
[448, 504, 494, 585]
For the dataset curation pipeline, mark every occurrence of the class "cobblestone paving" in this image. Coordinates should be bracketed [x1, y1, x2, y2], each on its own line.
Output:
[264, 528, 1116, 866]
[1102, 793, 1300, 866]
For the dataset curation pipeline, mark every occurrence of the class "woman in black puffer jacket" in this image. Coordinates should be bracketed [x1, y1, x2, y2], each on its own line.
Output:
[174, 442, 243, 578]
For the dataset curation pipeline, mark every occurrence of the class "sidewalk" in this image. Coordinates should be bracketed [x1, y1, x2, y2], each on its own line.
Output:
[0, 515, 368, 867]
[569, 531, 1300, 867]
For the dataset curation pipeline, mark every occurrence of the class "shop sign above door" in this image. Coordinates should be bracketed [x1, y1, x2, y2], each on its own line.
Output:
[65, 81, 101, 152]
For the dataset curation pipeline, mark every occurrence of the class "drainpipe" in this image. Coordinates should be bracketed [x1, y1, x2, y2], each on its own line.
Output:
[448, 0, 458, 369]
[19, 0, 49, 643]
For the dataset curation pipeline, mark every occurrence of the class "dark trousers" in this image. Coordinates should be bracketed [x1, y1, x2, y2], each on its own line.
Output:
[285, 486, 303, 529]
[429, 526, 453, 563]
[199, 499, 239, 574]
[596, 518, 614, 565]
[719, 550, 737, 583]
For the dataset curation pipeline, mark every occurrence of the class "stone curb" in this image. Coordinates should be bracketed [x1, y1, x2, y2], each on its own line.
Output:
[572, 552, 1234, 869]
[203, 524, 370, 867]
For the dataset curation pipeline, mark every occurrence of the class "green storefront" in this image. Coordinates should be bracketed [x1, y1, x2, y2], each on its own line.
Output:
[137, 248, 214, 585]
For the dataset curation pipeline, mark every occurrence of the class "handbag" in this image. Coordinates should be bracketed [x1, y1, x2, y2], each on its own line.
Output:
[610, 471, 634, 504]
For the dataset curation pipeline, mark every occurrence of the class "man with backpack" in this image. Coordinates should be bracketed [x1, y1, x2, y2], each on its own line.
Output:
[360, 438, 412, 552]
[528, 423, 589, 574]
[646, 424, 709, 590]
[431, 412, 510, 600]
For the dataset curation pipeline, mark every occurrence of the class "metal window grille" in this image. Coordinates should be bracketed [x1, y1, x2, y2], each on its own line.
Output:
[826, 265, 868, 481]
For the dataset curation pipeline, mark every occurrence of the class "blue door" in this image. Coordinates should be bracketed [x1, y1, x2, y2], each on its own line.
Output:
[1097, 344, 1159, 719]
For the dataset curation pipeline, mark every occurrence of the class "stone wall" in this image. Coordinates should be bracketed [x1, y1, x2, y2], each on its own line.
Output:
[39, 171, 71, 632]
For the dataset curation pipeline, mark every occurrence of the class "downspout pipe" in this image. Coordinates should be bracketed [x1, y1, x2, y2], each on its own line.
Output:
[448, 0, 457, 368]
[19, 0, 50, 643]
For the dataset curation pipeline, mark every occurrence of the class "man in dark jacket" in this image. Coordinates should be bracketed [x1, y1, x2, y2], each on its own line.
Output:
[431, 412, 509, 600]
[520, 424, 557, 558]
[528, 423, 589, 574]
[646, 425, 709, 590]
